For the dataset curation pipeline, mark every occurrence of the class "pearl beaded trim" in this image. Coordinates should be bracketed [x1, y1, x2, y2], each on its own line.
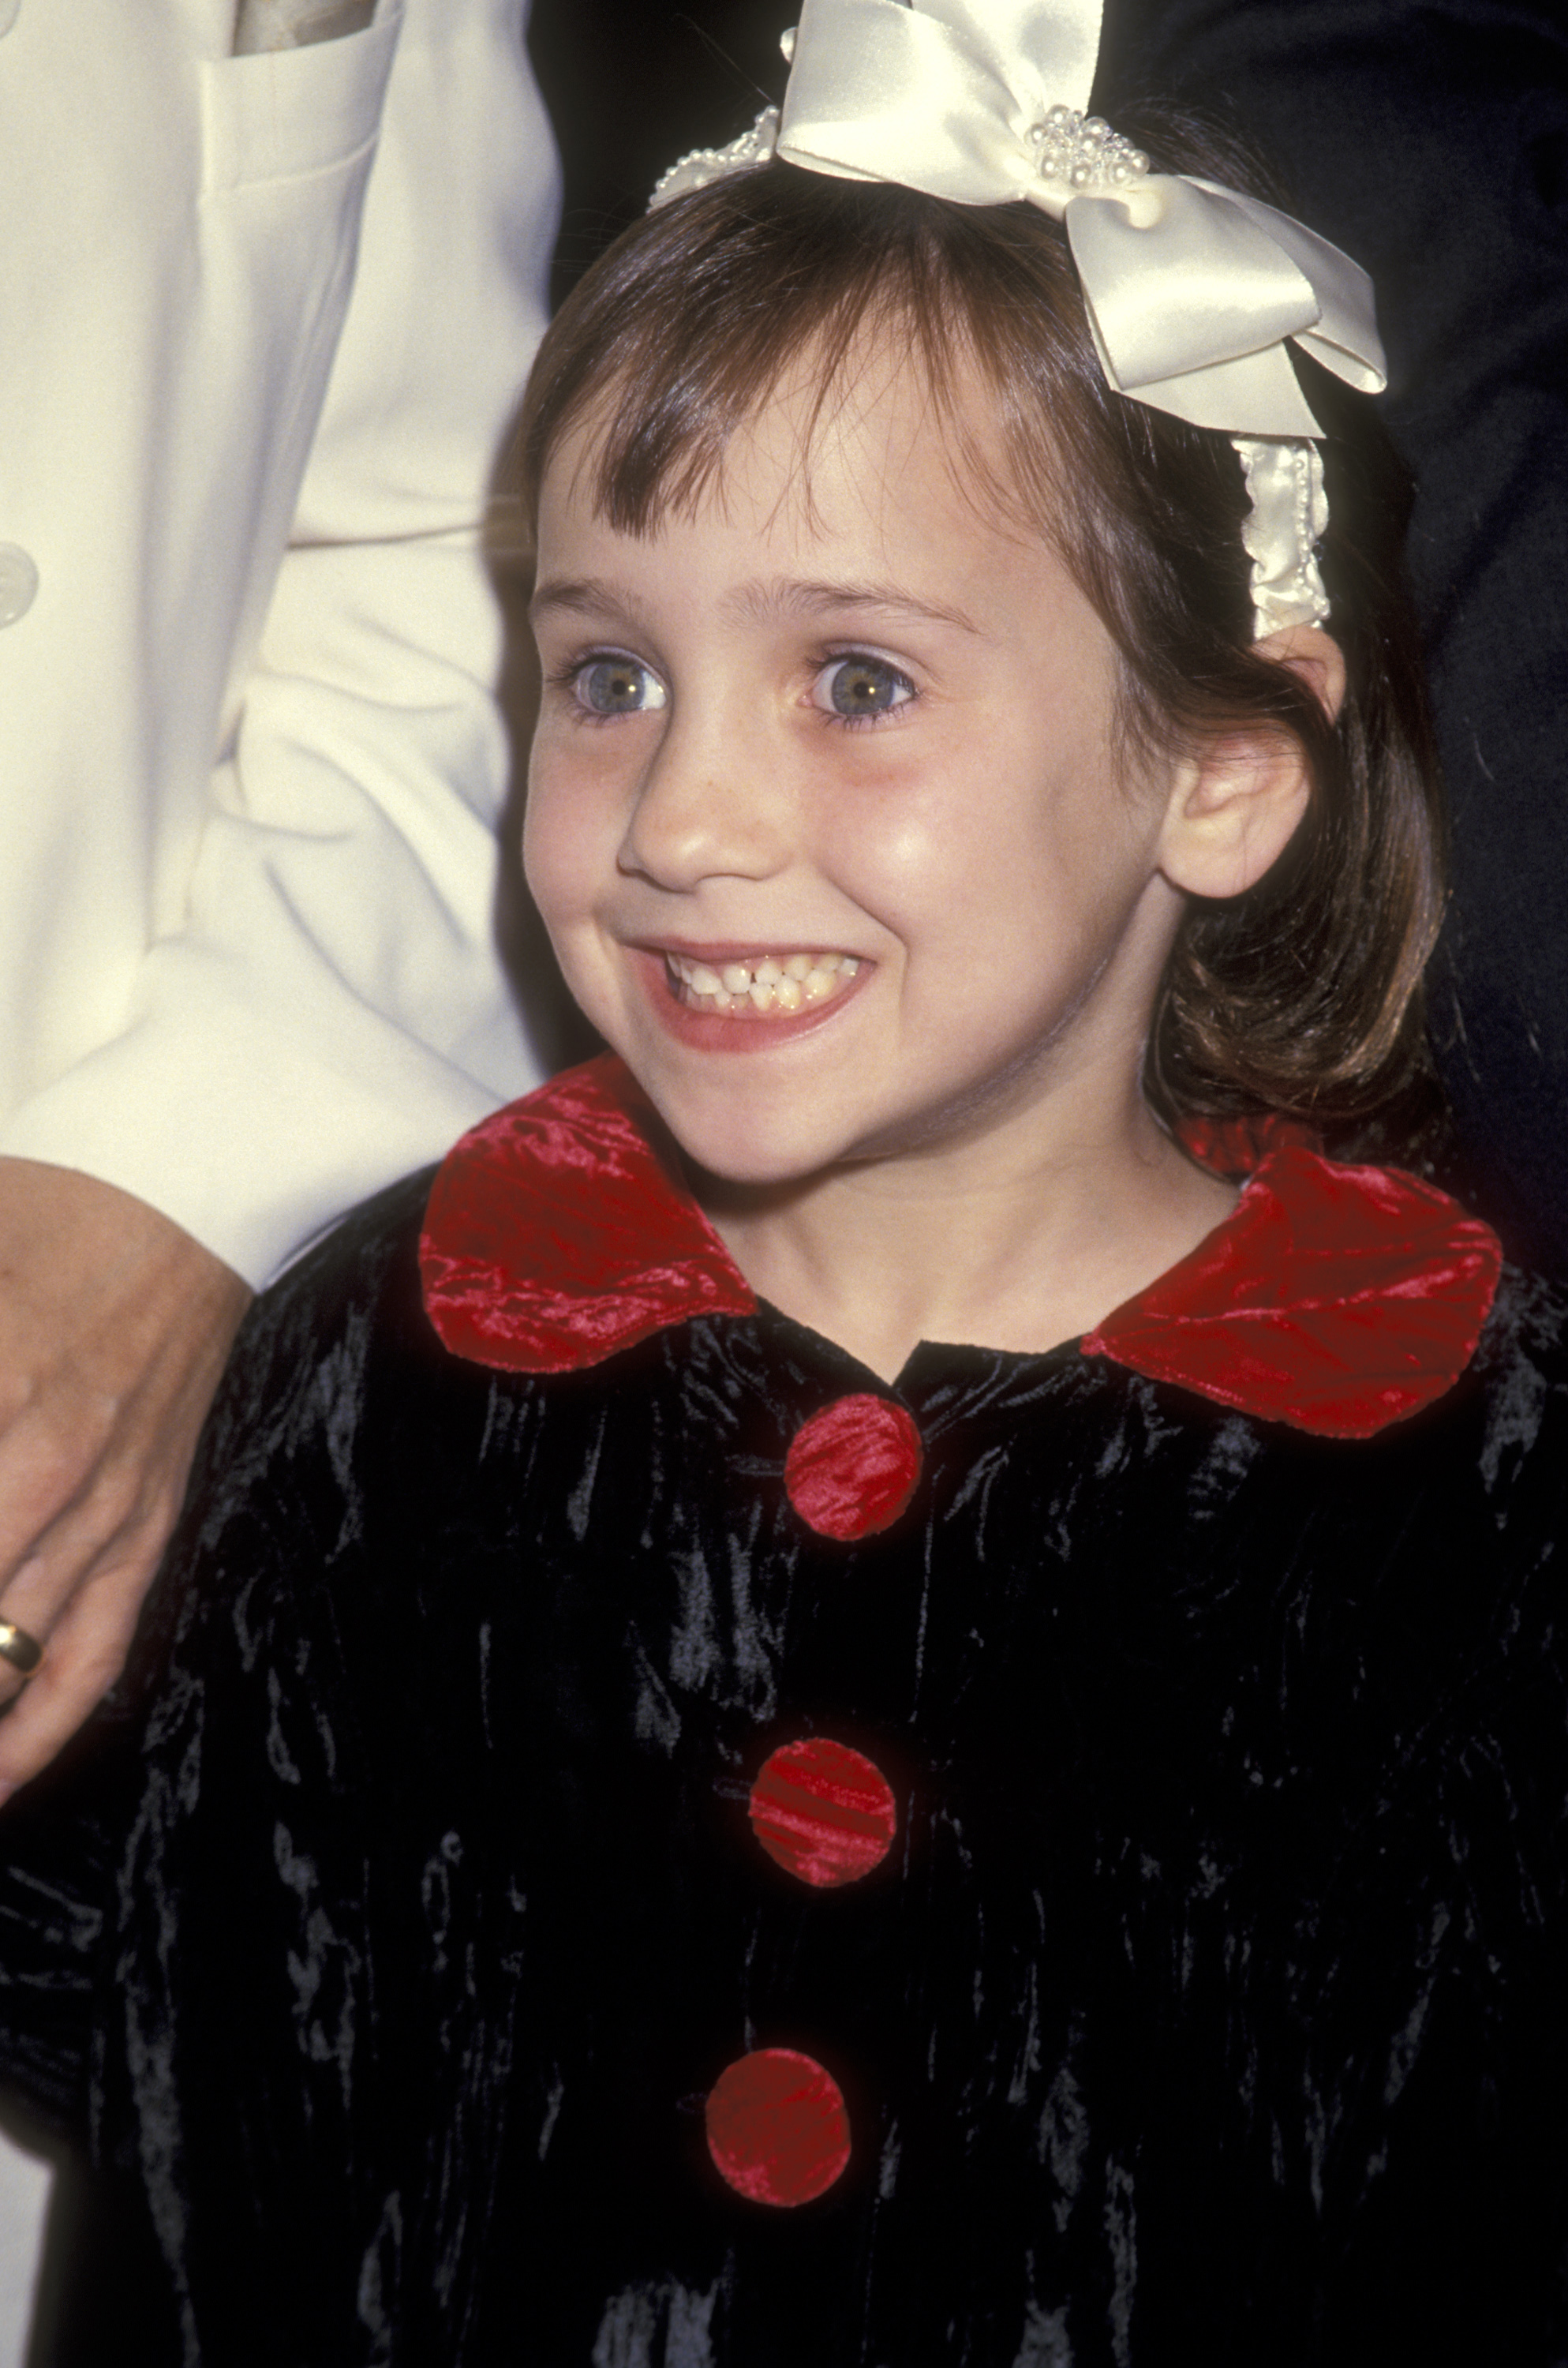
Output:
[1027, 106, 1149, 196]
[649, 109, 781, 212]
[1233, 438, 1332, 639]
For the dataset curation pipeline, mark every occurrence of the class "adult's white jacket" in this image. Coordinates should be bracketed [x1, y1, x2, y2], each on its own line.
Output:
[0, 0, 559, 1286]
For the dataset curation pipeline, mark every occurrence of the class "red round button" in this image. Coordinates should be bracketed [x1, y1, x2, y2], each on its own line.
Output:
[784, 1395, 922, 1541]
[748, 1737, 897, 1888]
[705, 2048, 851, 2206]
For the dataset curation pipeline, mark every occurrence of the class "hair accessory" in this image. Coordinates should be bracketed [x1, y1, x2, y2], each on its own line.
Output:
[1233, 439, 1330, 638]
[0, 1619, 43, 1678]
[1027, 105, 1148, 193]
[649, 0, 1384, 637]
[650, 108, 782, 208]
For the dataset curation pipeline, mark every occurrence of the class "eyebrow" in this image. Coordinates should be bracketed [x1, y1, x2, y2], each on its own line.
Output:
[724, 578, 983, 635]
[529, 574, 982, 635]
[529, 576, 635, 624]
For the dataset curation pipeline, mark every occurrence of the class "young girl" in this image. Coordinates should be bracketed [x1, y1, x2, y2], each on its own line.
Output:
[5, 2, 1567, 2361]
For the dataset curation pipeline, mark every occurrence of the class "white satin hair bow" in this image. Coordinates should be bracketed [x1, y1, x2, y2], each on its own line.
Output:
[650, 0, 1390, 635]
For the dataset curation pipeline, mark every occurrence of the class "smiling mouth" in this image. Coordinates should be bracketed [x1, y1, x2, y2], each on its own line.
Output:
[663, 950, 862, 1017]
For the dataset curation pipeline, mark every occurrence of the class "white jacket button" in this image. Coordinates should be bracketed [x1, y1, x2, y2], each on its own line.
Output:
[0, 2, 18, 38]
[0, 545, 38, 627]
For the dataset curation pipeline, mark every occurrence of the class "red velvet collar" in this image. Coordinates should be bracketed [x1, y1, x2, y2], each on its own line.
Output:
[420, 1056, 1502, 1440]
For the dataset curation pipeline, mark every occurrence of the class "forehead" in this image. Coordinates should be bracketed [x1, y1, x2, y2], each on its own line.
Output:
[537, 332, 1071, 601]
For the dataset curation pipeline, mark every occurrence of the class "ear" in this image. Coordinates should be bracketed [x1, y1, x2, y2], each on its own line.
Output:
[1157, 626, 1346, 901]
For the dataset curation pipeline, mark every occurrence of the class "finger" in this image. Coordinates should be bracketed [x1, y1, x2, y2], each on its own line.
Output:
[0, 1450, 181, 1711]
[0, 1602, 47, 1692]
[0, 1454, 161, 1706]
[0, 1396, 121, 1597]
[0, 1556, 68, 1710]
[0, 1537, 162, 1795]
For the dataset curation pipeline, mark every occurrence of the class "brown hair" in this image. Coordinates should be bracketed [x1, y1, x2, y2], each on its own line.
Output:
[506, 109, 1448, 1168]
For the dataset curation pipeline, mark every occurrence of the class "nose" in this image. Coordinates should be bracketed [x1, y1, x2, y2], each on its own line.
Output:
[619, 701, 791, 892]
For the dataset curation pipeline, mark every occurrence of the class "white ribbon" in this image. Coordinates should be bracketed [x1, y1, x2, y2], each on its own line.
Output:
[775, 0, 1385, 438]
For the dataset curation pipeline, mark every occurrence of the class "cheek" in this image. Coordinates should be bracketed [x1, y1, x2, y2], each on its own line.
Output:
[519, 775, 571, 931]
[806, 735, 1001, 924]
[819, 754, 1068, 956]
[867, 755, 1152, 999]
[522, 744, 616, 935]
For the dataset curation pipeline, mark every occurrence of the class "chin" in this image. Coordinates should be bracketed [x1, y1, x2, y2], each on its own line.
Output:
[661, 1107, 842, 1192]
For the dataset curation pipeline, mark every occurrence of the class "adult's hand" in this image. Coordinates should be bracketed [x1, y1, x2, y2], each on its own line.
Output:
[0, 1159, 253, 1797]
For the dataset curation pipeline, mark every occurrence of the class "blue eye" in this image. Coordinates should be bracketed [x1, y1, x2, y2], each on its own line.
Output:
[814, 655, 915, 721]
[574, 656, 668, 716]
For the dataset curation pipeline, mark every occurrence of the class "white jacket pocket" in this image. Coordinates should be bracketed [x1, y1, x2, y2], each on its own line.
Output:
[199, 0, 403, 192]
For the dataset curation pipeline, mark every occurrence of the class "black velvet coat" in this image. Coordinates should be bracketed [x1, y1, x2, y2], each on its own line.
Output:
[3, 1064, 1567, 2367]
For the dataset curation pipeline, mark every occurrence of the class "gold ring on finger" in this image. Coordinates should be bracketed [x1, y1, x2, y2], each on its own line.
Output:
[0, 1621, 44, 1678]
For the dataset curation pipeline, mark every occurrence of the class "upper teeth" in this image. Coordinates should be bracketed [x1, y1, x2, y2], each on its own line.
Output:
[668, 950, 859, 1014]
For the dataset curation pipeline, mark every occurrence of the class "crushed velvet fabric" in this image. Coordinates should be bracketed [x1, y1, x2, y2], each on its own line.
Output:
[421, 1059, 756, 1372]
[1084, 1142, 1505, 1435]
[1, 1079, 1564, 2365]
[423, 1061, 1503, 1434]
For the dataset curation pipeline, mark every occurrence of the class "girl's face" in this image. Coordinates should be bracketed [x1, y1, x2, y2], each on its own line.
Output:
[526, 348, 1187, 1190]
